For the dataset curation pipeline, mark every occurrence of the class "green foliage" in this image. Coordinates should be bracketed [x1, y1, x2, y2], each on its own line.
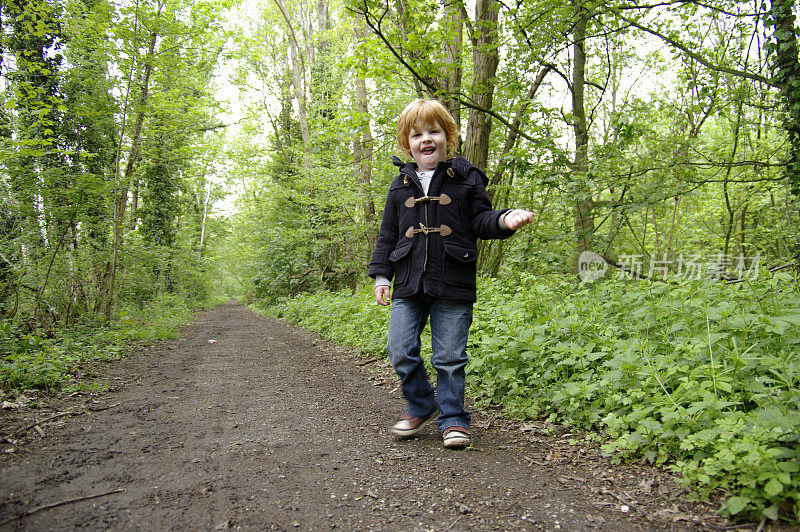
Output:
[117, 231, 213, 308]
[115, 293, 195, 342]
[253, 286, 392, 356]
[0, 293, 194, 393]
[765, 0, 800, 195]
[0, 0, 231, 331]
[467, 272, 800, 522]
[259, 272, 800, 522]
[139, 158, 180, 248]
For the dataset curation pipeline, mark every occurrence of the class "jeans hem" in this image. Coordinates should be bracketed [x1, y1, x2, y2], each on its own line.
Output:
[438, 420, 470, 432]
[407, 406, 438, 419]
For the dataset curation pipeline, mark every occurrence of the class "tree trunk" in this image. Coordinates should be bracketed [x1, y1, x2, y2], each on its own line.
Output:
[5, 0, 60, 265]
[462, 0, 499, 172]
[571, 1, 594, 271]
[393, 0, 425, 97]
[275, 0, 311, 150]
[129, 175, 140, 229]
[488, 65, 551, 201]
[274, 0, 315, 220]
[441, 1, 463, 132]
[770, 0, 800, 196]
[199, 180, 211, 256]
[354, 27, 376, 250]
[479, 65, 551, 273]
[104, 1, 163, 320]
[722, 97, 744, 258]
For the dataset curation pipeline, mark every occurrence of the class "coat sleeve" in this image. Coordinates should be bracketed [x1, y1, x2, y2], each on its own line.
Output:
[466, 167, 516, 240]
[368, 190, 400, 279]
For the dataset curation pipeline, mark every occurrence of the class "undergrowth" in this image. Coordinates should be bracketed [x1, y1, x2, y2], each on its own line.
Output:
[0, 294, 195, 394]
[258, 272, 800, 524]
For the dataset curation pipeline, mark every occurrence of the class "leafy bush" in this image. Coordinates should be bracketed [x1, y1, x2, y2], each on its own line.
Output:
[256, 272, 800, 523]
[116, 293, 194, 342]
[254, 286, 393, 356]
[117, 234, 214, 309]
[468, 272, 800, 522]
[0, 294, 196, 393]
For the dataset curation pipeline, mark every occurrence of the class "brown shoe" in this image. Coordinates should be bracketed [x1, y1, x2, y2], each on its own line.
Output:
[390, 410, 437, 438]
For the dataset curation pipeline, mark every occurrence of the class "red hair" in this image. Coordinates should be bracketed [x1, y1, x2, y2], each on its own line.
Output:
[396, 99, 460, 159]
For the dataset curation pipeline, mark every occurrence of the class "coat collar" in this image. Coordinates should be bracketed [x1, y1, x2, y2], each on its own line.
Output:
[389, 156, 485, 189]
[391, 156, 422, 191]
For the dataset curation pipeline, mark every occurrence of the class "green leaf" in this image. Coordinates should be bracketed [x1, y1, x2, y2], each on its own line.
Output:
[725, 496, 749, 515]
[776, 312, 800, 326]
[703, 332, 727, 345]
[764, 478, 783, 498]
[762, 504, 779, 521]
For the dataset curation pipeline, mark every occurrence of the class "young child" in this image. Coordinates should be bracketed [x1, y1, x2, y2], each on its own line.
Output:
[368, 98, 535, 448]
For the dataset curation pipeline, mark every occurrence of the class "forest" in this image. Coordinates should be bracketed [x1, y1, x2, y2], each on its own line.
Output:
[0, 0, 799, 524]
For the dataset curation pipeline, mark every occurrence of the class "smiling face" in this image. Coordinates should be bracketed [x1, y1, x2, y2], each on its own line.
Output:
[408, 121, 447, 171]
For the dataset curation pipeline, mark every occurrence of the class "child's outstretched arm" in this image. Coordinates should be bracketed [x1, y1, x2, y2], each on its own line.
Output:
[502, 209, 536, 231]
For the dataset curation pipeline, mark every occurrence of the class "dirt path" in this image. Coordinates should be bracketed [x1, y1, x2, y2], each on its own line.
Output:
[0, 302, 741, 530]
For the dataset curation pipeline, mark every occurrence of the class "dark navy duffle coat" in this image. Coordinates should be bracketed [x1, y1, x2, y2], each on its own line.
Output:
[368, 156, 515, 302]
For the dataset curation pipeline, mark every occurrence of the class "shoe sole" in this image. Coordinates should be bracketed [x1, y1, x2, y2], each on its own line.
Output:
[443, 429, 471, 448]
[390, 411, 436, 438]
[443, 436, 471, 448]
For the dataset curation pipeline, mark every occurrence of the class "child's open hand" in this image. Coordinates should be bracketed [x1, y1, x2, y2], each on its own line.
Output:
[503, 209, 535, 231]
[375, 285, 391, 306]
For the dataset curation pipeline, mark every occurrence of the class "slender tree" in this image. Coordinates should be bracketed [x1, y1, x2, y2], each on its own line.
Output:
[462, 0, 500, 171]
[768, 0, 800, 197]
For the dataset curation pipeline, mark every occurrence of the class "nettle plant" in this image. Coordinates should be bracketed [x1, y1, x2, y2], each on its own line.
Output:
[466, 272, 800, 522]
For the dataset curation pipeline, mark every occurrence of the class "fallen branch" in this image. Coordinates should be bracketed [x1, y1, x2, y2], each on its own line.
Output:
[0, 488, 125, 526]
[444, 513, 464, 531]
[15, 411, 78, 437]
[15, 403, 120, 437]
[355, 357, 382, 366]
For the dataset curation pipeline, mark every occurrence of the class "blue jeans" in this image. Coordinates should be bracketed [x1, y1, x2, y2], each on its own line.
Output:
[386, 296, 473, 431]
